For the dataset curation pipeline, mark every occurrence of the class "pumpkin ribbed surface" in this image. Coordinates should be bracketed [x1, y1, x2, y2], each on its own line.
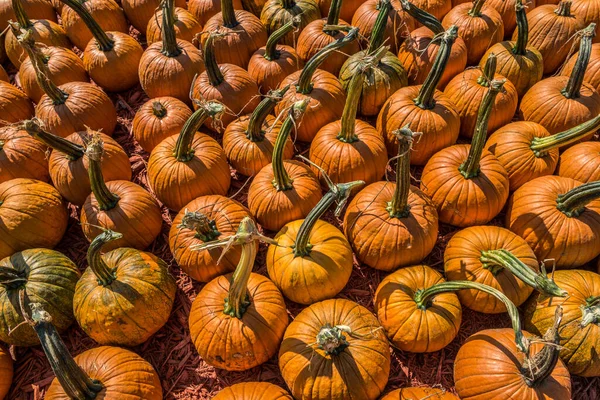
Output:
[0, 126, 49, 184]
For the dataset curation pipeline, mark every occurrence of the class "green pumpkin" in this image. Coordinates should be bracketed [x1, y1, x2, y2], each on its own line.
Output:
[260, 0, 321, 46]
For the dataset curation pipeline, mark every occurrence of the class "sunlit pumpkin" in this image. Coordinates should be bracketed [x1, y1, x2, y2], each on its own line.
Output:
[213, 382, 293, 400]
[188, 0, 242, 25]
[380, 387, 459, 399]
[557, 141, 600, 183]
[0, 81, 34, 128]
[561, 42, 600, 92]
[317, 0, 362, 22]
[146, 3, 201, 44]
[486, 0, 535, 36]
[121, 0, 186, 32]
[0, 124, 49, 184]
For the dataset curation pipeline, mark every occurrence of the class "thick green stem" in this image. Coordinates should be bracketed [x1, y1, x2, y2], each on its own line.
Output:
[556, 180, 600, 217]
[477, 52, 496, 86]
[22, 120, 85, 160]
[264, 18, 298, 60]
[338, 66, 363, 143]
[0, 266, 27, 290]
[367, 0, 391, 54]
[59, 0, 114, 51]
[152, 101, 167, 118]
[223, 231, 256, 318]
[87, 230, 123, 286]
[413, 280, 527, 353]
[297, 27, 359, 94]
[513, 0, 528, 55]
[400, 0, 444, 34]
[387, 126, 416, 218]
[555, 1, 572, 17]
[178, 210, 221, 242]
[174, 101, 224, 162]
[530, 113, 600, 156]
[468, 0, 486, 17]
[458, 79, 504, 178]
[86, 135, 120, 211]
[413, 26, 458, 109]
[30, 303, 103, 399]
[246, 85, 289, 141]
[204, 33, 225, 86]
[317, 324, 350, 355]
[12, 0, 31, 28]
[161, 0, 181, 57]
[326, 0, 342, 27]
[563, 23, 596, 99]
[281, 0, 294, 8]
[221, 0, 238, 28]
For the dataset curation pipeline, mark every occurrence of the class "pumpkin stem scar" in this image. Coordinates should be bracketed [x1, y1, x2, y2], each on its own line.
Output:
[60, 0, 116, 51]
[555, 180, 600, 217]
[0, 266, 28, 290]
[152, 101, 168, 118]
[86, 135, 121, 211]
[264, 18, 299, 61]
[178, 210, 221, 242]
[387, 126, 420, 218]
[87, 229, 123, 286]
[160, 0, 183, 57]
[173, 100, 224, 162]
[246, 86, 289, 142]
[316, 323, 350, 355]
[581, 296, 600, 327]
[561, 23, 596, 100]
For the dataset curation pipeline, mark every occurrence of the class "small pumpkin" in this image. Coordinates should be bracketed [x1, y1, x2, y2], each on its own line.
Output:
[0, 179, 68, 261]
[81, 135, 162, 251]
[146, 3, 201, 44]
[169, 195, 252, 282]
[0, 81, 34, 128]
[23, 120, 131, 206]
[571, 0, 600, 42]
[147, 100, 231, 211]
[380, 388, 459, 400]
[420, 79, 509, 227]
[189, 218, 288, 371]
[506, 176, 600, 268]
[260, 0, 320, 46]
[0, 249, 79, 347]
[479, 0, 543, 97]
[132, 97, 193, 153]
[561, 42, 600, 92]
[0, 124, 49, 184]
[223, 86, 294, 176]
[378, 25, 461, 164]
[486, 0, 535, 36]
[247, 99, 322, 231]
[279, 298, 391, 400]
[121, 0, 186, 32]
[139, 0, 204, 104]
[213, 382, 292, 400]
[0, 345, 12, 399]
[557, 141, 600, 183]
[188, 0, 243, 26]
[317, 0, 362, 22]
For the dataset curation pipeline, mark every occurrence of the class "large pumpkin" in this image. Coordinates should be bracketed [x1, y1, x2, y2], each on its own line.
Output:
[557, 141, 600, 183]
[571, 0, 600, 43]
[0, 124, 49, 184]
[0, 81, 34, 128]
[0, 345, 12, 399]
[279, 298, 391, 400]
[213, 382, 293, 399]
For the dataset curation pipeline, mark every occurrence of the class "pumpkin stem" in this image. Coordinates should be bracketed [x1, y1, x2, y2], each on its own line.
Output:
[414, 280, 528, 353]
[173, 100, 224, 162]
[317, 323, 350, 355]
[221, 0, 239, 28]
[325, 0, 342, 29]
[366, 0, 391, 54]
[479, 249, 567, 297]
[477, 53, 496, 87]
[400, 0, 444, 35]
[580, 296, 600, 328]
[458, 79, 505, 178]
[529, 113, 600, 156]
[60, 0, 115, 51]
[12, 0, 31, 28]
[388, 126, 419, 218]
[513, 0, 529, 55]
[152, 101, 168, 118]
[29, 303, 103, 399]
[563, 23, 596, 99]
[204, 32, 225, 86]
[0, 266, 28, 290]
[86, 134, 120, 211]
[297, 27, 359, 94]
[338, 60, 369, 143]
[521, 306, 563, 387]
[281, 0, 295, 8]
[178, 210, 221, 242]
[14, 25, 68, 105]
[264, 17, 300, 61]
[554, 0, 572, 17]
[555, 180, 600, 217]
[413, 25, 458, 110]
[161, 0, 182, 57]
[271, 99, 310, 191]
[87, 229, 123, 286]
[246, 85, 289, 142]
[22, 119, 85, 160]
[468, 0, 486, 17]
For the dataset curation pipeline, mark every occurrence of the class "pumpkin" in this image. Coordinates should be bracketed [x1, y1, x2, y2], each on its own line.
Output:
[23, 120, 131, 206]
[139, 0, 204, 103]
[279, 298, 391, 399]
[514, 1, 584, 74]
[247, 99, 322, 231]
[380, 388, 459, 400]
[375, 264, 525, 353]
[0, 345, 12, 399]
[520, 24, 600, 136]
[192, 31, 261, 131]
[200, 0, 267, 68]
[274, 28, 356, 142]
[557, 141, 600, 183]
[571, 0, 600, 42]
[561, 42, 600, 92]
[74, 229, 176, 346]
[30, 305, 162, 400]
[260, 0, 320, 46]
[237, 0, 265, 16]
[81, 135, 162, 251]
[340, 0, 409, 117]
[441, 0, 504, 64]
[0, 81, 34, 129]
[122, 0, 187, 32]
[486, 113, 600, 191]
[213, 382, 292, 400]
[317, 0, 362, 22]
[0, 124, 49, 184]
[132, 97, 192, 153]
[169, 194, 252, 282]
[0, 66, 7, 82]
[310, 58, 387, 188]
[148, 100, 231, 211]
[189, 218, 288, 371]
[487, 0, 535, 37]
[524, 269, 600, 376]
[295, 0, 360, 76]
[344, 128, 438, 271]
[411, 0, 451, 21]
[378, 25, 461, 164]
[248, 17, 303, 94]
[420, 79, 509, 227]
[267, 178, 361, 304]
[479, 0, 543, 97]
[454, 307, 571, 400]
[445, 54, 518, 138]
[0, 249, 78, 347]
[146, 4, 201, 44]
[0, 0, 56, 30]
[506, 176, 600, 268]
[223, 86, 294, 176]
[188, 0, 242, 25]
[60, 0, 128, 50]
[0, 179, 68, 261]
[397, 1, 468, 87]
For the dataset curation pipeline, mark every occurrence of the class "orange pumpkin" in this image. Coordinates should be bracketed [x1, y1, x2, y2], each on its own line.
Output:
[189, 218, 288, 371]
[188, 0, 243, 25]
[0, 345, 12, 399]
[0, 81, 34, 128]
[0, 124, 49, 184]
[486, 0, 536, 37]
[146, 5, 201, 44]
[169, 195, 252, 282]
[420, 80, 509, 227]
[213, 382, 292, 400]
[380, 387, 459, 399]
[223, 86, 294, 176]
[279, 298, 391, 399]
[260, 0, 320, 46]
[122, 0, 187, 32]
[247, 99, 322, 231]
[378, 25, 461, 164]
[80, 136, 162, 251]
[344, 128, 438, 271]
[0, 66, 7, 82]
[571, 0, 600, 43]
[506, 176, 600, 268]
[561, 42, 600, 92]
[147, 100, 231, 211]
[317, 0, 362, 22]
[411, 0, 451, 21]
[0, 0, 56, 31]
[557, 141, 600, 183]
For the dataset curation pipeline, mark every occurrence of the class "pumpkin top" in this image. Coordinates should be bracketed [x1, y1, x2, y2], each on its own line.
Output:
[325, 0, 342, 28]
[264, 16, 301, 61]
[468, 0, 487, 17]
[513, 0, 529, 55]
[246, 85, 289, 142]
[366, 0, 392, 53]
[22, 119, 85, 160]
[173, 99, 224, 162]
[562, 23, 596, 99]
[86, 134, 121, 211]
[388, 126, 421, 218]
[160, 0, 182, 57]
[11, 0, 32, 28]
[203, 31, 226, 86]
[86, 229, 123, 286]
[400, 0, 445, 34]
[556, 179, 600, 217]
[60, 0, 115, 51]
[177, 209, 222, 243]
